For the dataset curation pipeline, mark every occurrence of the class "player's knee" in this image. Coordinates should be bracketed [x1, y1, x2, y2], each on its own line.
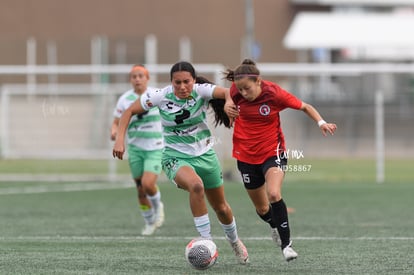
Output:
[188, 181, 205, 195]
[256, 204, 270, 216]
[140, 180, 156, 194]
[268, 191, 282, 202]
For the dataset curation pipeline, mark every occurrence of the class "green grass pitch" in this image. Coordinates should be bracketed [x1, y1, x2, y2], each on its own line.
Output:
[0, 158, 413, 274]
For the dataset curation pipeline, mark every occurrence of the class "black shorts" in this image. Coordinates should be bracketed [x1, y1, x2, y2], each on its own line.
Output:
[237, 155, 288, 190]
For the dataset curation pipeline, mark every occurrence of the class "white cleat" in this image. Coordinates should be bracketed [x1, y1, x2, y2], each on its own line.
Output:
[154, 202, 165, 228]
[282, 241, 298, 262]
[141, 223, 157, 236]
[230, 239, 249, 264]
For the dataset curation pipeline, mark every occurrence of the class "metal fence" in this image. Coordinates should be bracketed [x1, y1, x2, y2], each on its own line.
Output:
[1, 63, 413, 183]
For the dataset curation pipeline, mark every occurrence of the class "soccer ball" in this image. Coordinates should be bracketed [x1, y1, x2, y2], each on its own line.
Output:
[185, 238, 218, 270]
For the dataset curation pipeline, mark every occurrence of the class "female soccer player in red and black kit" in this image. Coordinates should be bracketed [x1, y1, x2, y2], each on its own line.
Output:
[224, 59, 337, 262]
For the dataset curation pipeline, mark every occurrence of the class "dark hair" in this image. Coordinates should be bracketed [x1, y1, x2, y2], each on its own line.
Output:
[224, 58, 260, 82]
[195, 76, 231, 128]
[170, 61, 196, 81]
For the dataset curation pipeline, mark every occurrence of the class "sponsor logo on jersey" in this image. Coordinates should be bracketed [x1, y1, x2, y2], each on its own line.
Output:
[173, 126, 198, 136]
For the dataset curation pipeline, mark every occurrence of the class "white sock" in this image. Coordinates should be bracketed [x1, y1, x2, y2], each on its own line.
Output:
[147, 190, 161, 213]
[194, 214, 211, 239]
[220, 217, 238, 243]
[140, 205, 155, 225]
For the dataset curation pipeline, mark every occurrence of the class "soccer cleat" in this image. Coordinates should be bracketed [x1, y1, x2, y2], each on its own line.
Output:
[282, 241, 298, 262]
[271, 227, 281, 247]
[154, 202, 165, 228]
[230, 239, 249, 264]
[141, 223, 157, 236]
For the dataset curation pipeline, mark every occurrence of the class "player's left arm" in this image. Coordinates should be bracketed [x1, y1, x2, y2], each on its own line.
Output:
[212, 86, 238, 122]
[300, 101, 337, 136]
[112, 100, 146, 159]
[212, 86, 238, 127]
[211, 86, 227, 99]
[110, 117, 120, 141]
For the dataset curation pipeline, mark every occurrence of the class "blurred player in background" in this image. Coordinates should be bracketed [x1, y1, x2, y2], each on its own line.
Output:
[113, 61, 249, 265]
[224, 59, 337, 262]
[111, 64, 165, 236]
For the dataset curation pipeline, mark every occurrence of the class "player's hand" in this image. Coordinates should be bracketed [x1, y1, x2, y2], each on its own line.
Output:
[224, 102, 238, 127]
[320, 122, 337, 136]
[112, 141, 125, 160]
[224, 103, 238, 117]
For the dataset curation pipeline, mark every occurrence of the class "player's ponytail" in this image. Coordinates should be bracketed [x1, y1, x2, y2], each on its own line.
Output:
[224, 58, 260, 82]
[196, 76, 231, 128]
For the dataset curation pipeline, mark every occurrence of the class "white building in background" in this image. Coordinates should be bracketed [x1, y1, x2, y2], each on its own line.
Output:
[287, 0, 414, 61]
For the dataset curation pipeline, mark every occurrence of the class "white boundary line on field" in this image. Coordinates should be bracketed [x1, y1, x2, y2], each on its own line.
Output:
[2, 184, 413, 242]
[0, 236, 413, 242]
[0, 182, 133, 195]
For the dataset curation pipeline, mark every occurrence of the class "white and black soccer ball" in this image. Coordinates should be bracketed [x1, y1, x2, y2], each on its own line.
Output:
[185, 238, 218, 270]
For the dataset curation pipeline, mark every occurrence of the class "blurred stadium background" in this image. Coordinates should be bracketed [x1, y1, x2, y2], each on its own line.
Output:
[1, 2, 414, 274]
[1, 0, 414, 183]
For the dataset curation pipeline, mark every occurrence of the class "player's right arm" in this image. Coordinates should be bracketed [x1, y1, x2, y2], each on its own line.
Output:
[112, 100, 146, 160]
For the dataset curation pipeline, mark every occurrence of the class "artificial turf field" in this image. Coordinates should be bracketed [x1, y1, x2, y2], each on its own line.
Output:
[0, 159, 413, 274]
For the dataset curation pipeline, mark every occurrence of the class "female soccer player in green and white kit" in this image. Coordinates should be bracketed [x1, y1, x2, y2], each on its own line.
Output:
[111, 64, 165, 236]
[113, 61, 249, 265]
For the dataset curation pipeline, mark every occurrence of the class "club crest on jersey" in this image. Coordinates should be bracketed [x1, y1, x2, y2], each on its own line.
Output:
[145, 99, 153, 107]
[186, 96, 196, 107]
[259, 104, 270, 116]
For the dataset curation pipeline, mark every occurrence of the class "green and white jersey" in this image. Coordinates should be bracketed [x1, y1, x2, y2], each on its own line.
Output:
[140, 83, 216, 157]
[113, 88, 163, 151]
